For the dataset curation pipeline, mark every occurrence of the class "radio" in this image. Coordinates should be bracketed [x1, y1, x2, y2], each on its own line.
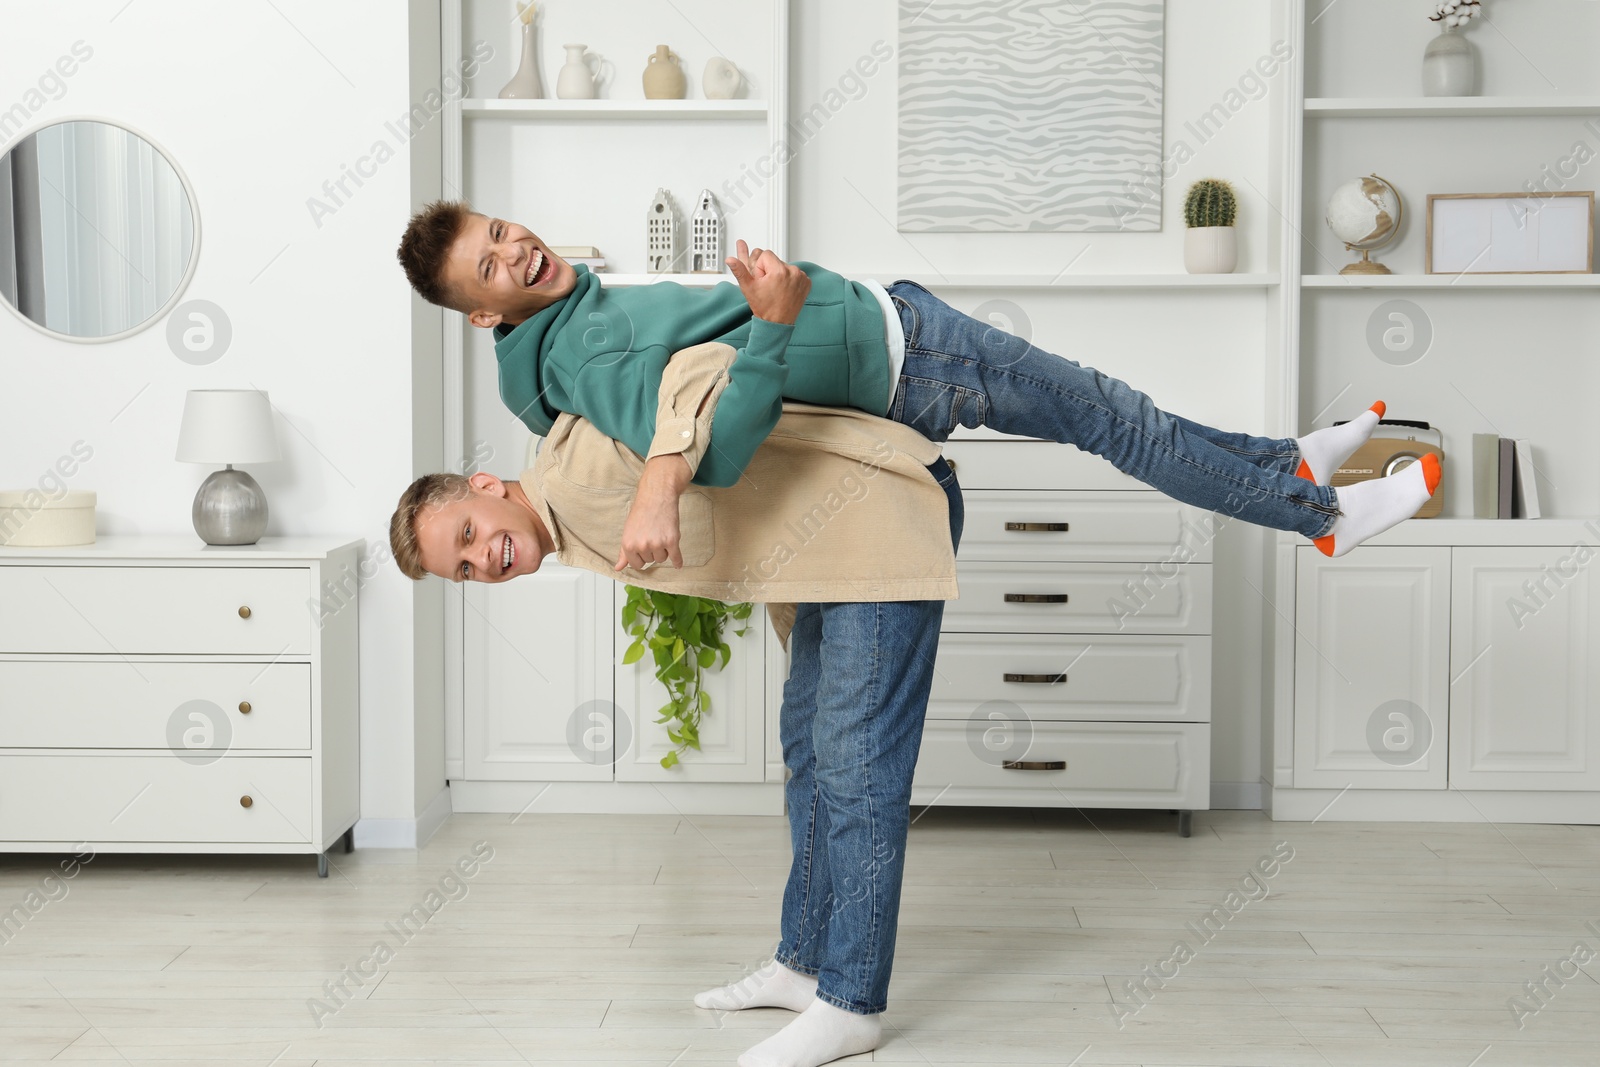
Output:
[1329, 419, 1444, 519]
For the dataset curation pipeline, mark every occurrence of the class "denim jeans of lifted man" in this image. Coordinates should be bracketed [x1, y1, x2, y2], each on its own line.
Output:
[883, 279, 1341, 539]
[773, 455, 963, 1016]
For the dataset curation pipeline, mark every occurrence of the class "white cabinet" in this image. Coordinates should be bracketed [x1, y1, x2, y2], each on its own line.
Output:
[1284, 534, 1600, 816]
[911, 441, 1213, 833]
[458, 544, 774, 796]
[1293, 547, 1451, 790]
[1449, 548, 1600, 791]
[463, 563, 613, 782]
[0, 537, 361, 875]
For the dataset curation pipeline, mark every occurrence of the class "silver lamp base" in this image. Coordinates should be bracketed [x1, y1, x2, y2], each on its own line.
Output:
[193, 465, 268, 545]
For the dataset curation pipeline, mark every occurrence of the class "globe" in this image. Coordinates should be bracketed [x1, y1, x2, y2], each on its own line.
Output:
[1325, 174, 1403, 275]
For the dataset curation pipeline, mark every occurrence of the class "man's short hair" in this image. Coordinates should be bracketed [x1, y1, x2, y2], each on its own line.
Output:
[396, 200, 476, 312]
[390, 472, 473, 580]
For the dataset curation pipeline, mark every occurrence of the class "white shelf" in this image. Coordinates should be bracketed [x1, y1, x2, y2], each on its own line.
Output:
[1283, 518, 1600, 548]
[595, 272, 731, 287]
[838, 273, 1280, 290]
[1302, 273, 1600, 289]
[462, 99, 768, 120]
[1305, 96, 1600, 118]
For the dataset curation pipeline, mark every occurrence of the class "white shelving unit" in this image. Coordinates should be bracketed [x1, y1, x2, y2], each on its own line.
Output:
[1305, 96, 1600, 118]
[440, 0, 790, 807]
[832, 273, 1280, 290]
[1263, 0, 1600, 824]
[462, 98, 768, 119]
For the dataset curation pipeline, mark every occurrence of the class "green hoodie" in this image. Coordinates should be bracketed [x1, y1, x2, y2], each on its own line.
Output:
[492, 263, 891, 488]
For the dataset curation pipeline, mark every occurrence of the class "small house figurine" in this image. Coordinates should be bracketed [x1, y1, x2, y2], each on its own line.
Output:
[689, 189, 725, 273]
[646, 188, 680, 273]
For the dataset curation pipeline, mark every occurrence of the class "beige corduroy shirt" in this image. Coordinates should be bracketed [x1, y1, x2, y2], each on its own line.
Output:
[516, 342, 959, 649]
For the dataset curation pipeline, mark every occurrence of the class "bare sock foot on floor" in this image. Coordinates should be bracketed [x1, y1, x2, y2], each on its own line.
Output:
[1314, 453, 1441, 558]
[737, 998, 883, 1067]
[1295, 400, 1385, 484]
[694, 961, 818, 1013]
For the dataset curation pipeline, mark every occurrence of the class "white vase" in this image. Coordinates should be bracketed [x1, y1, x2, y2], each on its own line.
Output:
[702, 56, 742, 100]
[557, 44, 597, 99]
[1184, 226, 1237, 274]
[498, 18, 543, 99]
[1422, 25, 1477, 97]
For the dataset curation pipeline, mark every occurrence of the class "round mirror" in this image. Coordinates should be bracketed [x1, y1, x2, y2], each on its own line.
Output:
[0, 118, 199, 343]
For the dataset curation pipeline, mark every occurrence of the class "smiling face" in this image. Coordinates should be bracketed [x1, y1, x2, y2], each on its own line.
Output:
[413, 472, 553, 584]
[444, 214, 578, 330]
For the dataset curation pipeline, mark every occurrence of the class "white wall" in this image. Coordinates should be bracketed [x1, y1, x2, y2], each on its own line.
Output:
[789, 0, 1290, 800]
[0, 1, 446, 834]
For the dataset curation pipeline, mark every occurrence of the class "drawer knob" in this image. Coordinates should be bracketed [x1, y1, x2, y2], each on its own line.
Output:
[1003, 760, 1067, 771]
[1004, 672, 1067, 684]
[239, 795, 253, 808]
[945, 459, 957, 473]
[238, 606, 252, 619]
[1004, 593, 1069, 604]
[1005, 521, 1069, 533]
[238, 701, 252, 715]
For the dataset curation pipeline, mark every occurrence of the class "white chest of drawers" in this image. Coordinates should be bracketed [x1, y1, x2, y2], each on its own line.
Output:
[913, 441, 1213, 835]
[0, 536, 362, 875]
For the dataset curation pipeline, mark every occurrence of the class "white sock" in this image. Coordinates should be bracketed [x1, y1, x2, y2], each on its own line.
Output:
[1315, 454, 1440, 558]
[738, 998, 884, 1067]
[694, 961, 818, 1012]
[1295, 400, 1386, 484]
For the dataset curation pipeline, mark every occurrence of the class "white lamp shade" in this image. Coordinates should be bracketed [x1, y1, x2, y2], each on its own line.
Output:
[175, 389, 281, 465]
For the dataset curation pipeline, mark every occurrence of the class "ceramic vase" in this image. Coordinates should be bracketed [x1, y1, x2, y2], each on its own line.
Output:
[643, 45, 686, 100]
[1184, 226, 1237, 274]
[556, 44, 609, 99]
[1422, 25, 1477, 97]
[702, 56, 742, 100]
[499, 15, 544, 99]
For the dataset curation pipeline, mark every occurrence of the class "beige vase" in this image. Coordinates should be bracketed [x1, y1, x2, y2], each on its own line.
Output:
[643, 45, 686, 99]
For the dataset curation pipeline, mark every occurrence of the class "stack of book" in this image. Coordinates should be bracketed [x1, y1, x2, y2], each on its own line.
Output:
[1472, 434, 1541, 519]
[550, 245, 606, 272]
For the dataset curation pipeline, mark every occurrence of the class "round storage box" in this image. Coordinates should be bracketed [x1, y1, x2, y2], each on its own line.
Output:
[0, 489, 97, 547]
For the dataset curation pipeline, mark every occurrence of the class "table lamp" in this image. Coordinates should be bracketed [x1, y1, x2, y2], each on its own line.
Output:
[175, 389, 280, 545]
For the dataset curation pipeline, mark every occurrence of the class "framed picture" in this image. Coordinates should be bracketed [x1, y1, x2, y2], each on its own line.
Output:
[1426, 191, 1594, 274]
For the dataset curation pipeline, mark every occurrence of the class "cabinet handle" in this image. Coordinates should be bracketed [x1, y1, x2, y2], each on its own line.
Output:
[1004, 593, 1069, 604]
[945, 459, 957, 473]
[238, 701, 252, 715]
[239, 795, 253, 808]
[238, 605, 252, 619]
[1003, 760, 1067, 771]
[1005, 521, 1069, 533]
[1004, 672, 1067, 684]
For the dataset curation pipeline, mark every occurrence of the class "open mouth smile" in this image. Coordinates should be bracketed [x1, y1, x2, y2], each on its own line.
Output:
[524, 249, 555, 287]
[501, 533, 515, 574]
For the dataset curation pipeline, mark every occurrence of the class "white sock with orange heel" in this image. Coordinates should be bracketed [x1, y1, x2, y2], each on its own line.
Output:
[1295, 401, 1386, 484]
[1314, 453, 1441, 557]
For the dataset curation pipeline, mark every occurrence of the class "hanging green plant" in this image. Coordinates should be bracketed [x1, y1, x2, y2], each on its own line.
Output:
[620, 586, 752, 768]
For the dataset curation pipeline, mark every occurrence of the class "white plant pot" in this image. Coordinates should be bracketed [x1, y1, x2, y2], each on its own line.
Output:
[1184, 226, 1237, 274]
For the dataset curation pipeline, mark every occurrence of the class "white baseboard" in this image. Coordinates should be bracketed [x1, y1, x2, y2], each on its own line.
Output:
[447, 779, 785, 816]
[1210, 780, 1264, 809]
[353, 783, 453, 849]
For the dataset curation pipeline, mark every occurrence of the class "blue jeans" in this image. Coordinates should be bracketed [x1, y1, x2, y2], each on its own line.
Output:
[774, 456, 963, 1015]
[884, 280, 1341, 539]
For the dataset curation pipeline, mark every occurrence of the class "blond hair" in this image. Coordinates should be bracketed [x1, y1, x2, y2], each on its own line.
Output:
[390, 473, 473, 580]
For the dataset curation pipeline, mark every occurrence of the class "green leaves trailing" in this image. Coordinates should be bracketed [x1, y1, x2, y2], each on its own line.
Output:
[620, 586, 753, 769]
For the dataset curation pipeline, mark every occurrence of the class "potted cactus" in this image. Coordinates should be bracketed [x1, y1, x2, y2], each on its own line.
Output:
[1183, 178, 1238, 274]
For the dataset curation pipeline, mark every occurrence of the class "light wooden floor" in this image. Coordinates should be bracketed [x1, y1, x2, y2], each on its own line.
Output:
[2, 807, 1598, 1066]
